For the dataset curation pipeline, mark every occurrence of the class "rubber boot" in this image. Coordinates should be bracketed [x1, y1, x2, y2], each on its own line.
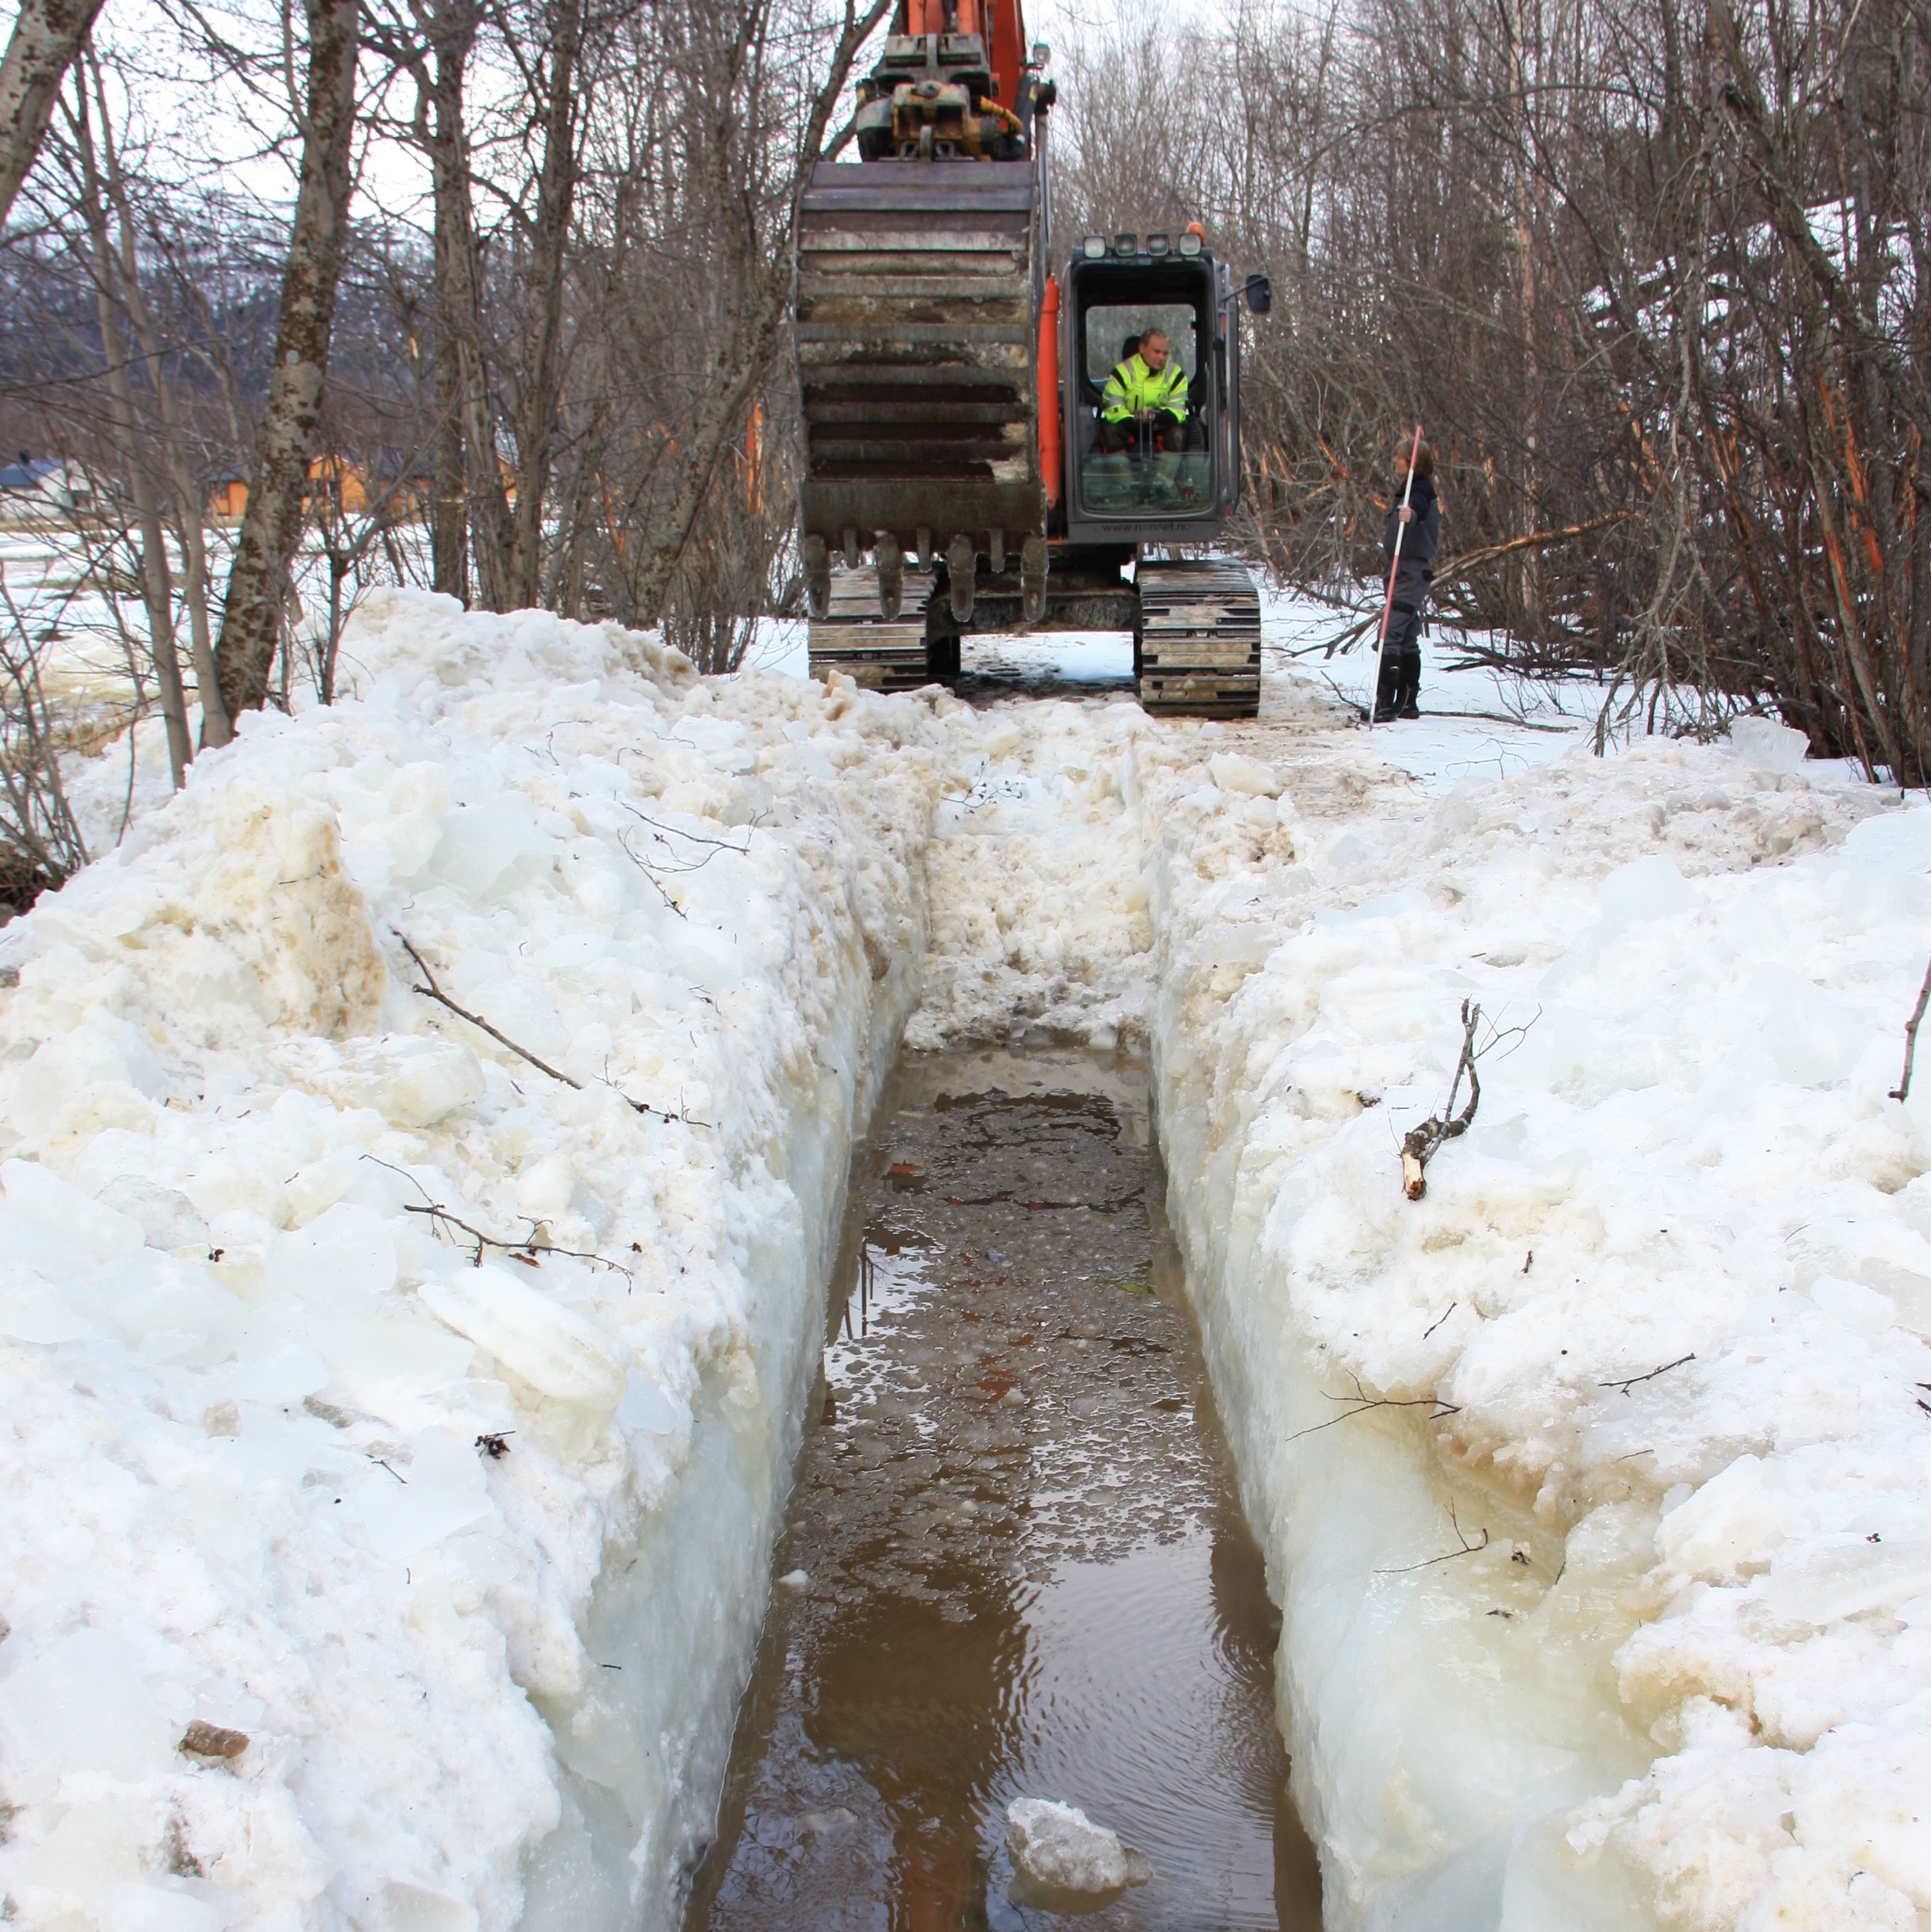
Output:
[1373, 650, 1401, 724]
[1395, 647, 1421, 719]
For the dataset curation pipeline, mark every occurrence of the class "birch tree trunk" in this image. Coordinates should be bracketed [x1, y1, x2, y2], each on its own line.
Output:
[208, 0, 361, 739]
[626, 0, 891, 623]
[65, 79, 193, 785]
[505, 0, 584, 610]
[409, 0, 514, 607]
[0, 0, 106, 231]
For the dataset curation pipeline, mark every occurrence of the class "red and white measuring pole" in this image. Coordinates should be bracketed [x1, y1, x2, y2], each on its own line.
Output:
[1368, 423, 1425, 728]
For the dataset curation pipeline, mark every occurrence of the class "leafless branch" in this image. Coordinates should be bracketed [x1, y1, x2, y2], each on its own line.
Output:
[1401, 1000, 1482, 1200]
[1889, 954, 1931, 1102]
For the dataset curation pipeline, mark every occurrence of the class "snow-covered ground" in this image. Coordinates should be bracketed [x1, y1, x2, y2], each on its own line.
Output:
[4, 587, 1929, 1932]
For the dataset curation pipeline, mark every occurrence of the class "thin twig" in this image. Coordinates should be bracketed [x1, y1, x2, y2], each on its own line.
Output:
[1377, 1501, 1491, 1574]
[1598, 1352, 1695, 1395]
[395, 933, 711, 1129]
[1889, 952, 1931, 1101]
[398, 1201, 634, 1282]
[1422, 1301, 1458, 1339]
[1287, 1371, 1461, 1442]
[399, 934, 582, 1090]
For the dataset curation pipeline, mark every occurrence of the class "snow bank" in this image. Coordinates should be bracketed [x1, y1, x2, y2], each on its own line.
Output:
[0, 591, 954, 1932]
[10, 591, 1931, 1932]
[1140, 718, 1930, 1930]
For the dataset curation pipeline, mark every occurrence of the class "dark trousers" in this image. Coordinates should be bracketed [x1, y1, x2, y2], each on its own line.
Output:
[1376, 602, 1423, 717]
[1098, 414, 1204, 455]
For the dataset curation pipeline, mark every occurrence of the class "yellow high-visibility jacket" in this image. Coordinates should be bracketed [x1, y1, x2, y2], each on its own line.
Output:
[1101, 352, 1188, 424]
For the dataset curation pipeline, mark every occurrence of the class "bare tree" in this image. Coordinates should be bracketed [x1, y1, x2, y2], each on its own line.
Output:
[210, 0, 362, 739]
[0, 0, 107, 231]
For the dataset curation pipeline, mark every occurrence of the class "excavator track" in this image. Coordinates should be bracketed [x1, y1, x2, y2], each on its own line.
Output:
[1134, 559, 1262, 718]
[807, 565, 939, 690]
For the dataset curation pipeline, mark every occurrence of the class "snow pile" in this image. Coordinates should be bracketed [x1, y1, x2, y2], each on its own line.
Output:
[0, 590, 953, 1932]
[8, 580, 1931, 1932]
[1142, 718, 1929, 1929]
[904, 695, 1159, 1052]
[1004, 1797, 1149, 1893]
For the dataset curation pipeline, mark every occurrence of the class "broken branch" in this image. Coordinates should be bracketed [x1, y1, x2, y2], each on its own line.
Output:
[1402, 1000, 1482, 1200]
[1598, 1352, 1695, 1395]
[399, 934, 582, 1090]
[396, 933, 712, 1130]
[1889, 952, 1931, 1101]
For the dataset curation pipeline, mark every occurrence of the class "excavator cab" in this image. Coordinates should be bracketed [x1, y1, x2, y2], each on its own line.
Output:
[1062, 234, 1247, 546]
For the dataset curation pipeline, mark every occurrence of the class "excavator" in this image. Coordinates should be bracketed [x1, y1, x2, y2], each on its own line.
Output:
[793, 0, 1271, 716]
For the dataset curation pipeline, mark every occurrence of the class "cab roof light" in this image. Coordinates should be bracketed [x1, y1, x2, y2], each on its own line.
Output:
[1179, 222, 1205, 257]
[1081, 234, 1105, 259]
[1146, 231, 1170, 257]
[1114, 232, 1137, 256]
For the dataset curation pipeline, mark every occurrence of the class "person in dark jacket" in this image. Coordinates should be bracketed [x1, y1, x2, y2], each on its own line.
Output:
[1374, 436, 1438, 721]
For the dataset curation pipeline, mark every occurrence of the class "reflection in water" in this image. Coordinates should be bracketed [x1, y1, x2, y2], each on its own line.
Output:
[683, 1052, 1321, 1931]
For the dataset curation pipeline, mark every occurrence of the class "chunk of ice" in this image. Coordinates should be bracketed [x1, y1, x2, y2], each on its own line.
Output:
[0, 1630, 175, 1785]
[1765, 1536, 1931, 1625]
[1596, 855, 1698, 925]
[0, 1271, 94, 1344]
[275, 1034, 485, 1128]
[428, 804, 542, 897]
[1207, 751, 1280, 798]
[1005, 1798, 1150, 1893]
[97, 1882, 222, 1932]
[266, 1202, 399, 1305]
[1725, 716, 1810, 771]
[3, 1157, 144, 1265]
[419, 1266, 627, 1415]
[95, 1177, 210, 1252]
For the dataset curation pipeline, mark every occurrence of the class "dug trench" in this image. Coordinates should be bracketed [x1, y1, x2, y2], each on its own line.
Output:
[682, 1048, 1324, 1930]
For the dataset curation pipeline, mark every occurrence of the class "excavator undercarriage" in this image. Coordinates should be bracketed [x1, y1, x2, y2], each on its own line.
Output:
[794, 0, 1268, 716]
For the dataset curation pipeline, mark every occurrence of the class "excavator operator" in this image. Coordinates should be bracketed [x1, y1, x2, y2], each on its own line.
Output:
[1097, 330, 1203, 454]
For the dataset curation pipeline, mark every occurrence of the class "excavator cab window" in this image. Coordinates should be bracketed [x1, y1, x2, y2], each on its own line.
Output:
[1071, 267, 1216, 520]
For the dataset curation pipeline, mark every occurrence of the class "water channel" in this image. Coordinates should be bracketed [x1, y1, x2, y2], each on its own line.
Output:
[682, 1050, 1323, 1931]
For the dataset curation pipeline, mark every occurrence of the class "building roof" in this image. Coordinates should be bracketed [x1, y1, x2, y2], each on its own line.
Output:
[0, 457, 64, 491]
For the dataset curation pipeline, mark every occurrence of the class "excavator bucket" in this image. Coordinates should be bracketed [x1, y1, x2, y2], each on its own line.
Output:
[796, 157, 1042, 667]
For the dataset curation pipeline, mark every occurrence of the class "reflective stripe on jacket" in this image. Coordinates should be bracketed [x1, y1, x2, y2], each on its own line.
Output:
[1101, 352, 1188, 423]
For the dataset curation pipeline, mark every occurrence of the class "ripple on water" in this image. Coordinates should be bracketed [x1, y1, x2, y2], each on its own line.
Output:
[683, 1051, 1321, 1931]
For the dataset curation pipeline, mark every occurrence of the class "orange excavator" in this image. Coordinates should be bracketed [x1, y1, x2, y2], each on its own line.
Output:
[794, 0, 1271, 715]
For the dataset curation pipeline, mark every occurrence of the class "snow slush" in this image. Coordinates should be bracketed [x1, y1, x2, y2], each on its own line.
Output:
[683, 1049, 1322, 1929]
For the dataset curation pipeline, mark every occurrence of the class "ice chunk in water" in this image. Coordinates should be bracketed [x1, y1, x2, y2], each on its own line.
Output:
[1005, 1798, 1150, 1893]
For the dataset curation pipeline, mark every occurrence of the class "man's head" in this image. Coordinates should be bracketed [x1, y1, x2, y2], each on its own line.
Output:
[1139, 329, 1170, 373]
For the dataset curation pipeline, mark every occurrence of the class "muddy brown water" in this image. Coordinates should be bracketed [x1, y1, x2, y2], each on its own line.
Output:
[683, 1051, 1322, 1931]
